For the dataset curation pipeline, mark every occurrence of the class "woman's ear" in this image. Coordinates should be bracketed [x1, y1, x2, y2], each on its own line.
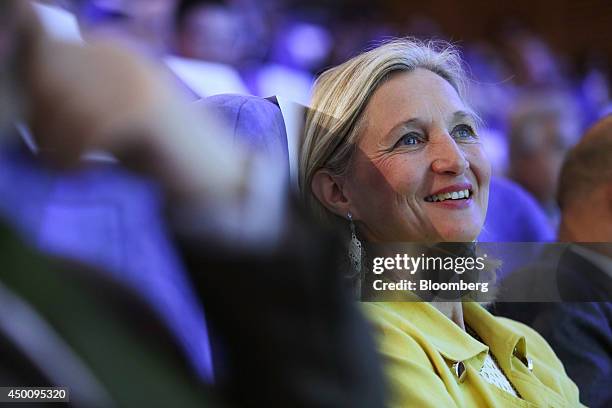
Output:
[311, 169, 351, 218]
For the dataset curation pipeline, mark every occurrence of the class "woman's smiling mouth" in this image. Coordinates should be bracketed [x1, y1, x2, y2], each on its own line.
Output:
[424, 183, 474, 209]
[424, 188, 471, 202]
[424, 183, 474, 202]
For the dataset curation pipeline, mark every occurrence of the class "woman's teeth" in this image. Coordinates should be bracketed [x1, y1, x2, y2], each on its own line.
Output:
[425, 189, 471, 202]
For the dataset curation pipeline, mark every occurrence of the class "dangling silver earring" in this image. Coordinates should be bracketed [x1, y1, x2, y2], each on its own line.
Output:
[347, 212, 363, 296]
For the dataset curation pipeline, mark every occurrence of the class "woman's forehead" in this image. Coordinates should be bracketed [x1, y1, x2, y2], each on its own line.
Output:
[359, 69, 470, 143]
[371, 69, 464, 117]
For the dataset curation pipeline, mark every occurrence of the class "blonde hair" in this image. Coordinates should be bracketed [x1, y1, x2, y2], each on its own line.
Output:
[300, 38, 470, 226]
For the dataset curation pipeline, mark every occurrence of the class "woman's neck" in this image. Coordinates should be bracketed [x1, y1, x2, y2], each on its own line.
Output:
[431, 301, 465, 330]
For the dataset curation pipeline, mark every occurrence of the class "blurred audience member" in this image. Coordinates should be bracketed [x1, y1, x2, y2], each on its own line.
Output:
[0, 2, 385, 406]
[77, 0, 250, 98]
[464, 42, 516, 130]
[557, 116, 612, 245]
[508, 91, 582, 228]
[170, 0, 253, 96]
[252, 15, 332, 104]
[76, 0, 178, 57]
[500, 25, 566, 89]
[174, 0, 246, 66]
[498, 115, 612, 408]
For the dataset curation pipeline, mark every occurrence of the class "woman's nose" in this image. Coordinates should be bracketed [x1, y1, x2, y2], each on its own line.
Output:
[430, 135, 469, 175]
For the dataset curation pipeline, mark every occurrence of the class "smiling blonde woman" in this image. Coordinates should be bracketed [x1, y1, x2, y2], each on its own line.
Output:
[300, 38, 583, 407]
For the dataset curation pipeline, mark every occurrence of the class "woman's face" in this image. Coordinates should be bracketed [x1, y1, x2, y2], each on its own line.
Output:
[344, 68, 490, 242]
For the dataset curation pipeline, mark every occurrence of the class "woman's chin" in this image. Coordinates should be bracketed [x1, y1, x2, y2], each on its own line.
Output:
[436, 226, 481, 242]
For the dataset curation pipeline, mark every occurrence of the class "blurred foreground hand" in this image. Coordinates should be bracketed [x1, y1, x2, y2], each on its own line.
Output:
[14, 0, 246, 210]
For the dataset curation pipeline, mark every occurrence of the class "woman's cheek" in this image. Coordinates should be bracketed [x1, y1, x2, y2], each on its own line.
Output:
[466, 145, 491, 179]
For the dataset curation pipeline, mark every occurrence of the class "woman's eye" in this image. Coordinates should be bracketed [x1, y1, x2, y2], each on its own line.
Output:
[452, 124, 477, 140]
[396, 133, 423, 147]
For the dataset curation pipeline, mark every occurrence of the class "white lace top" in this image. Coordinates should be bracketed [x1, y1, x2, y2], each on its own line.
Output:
[466, 325, 519, 397]
[479, 353, 518, 397]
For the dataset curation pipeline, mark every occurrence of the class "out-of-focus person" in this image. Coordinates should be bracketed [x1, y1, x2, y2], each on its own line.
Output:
[553, 116, 612, 408]
[167, 0, 251, 96]
[1, 3, 216, 406]
[0, 2, 386, 406]
[76, 0, 179, 57]
[497, 115, 612, 407]
[508, 91, 582, 228]
[250, 15, 331, 106]
[499, 25, 566, 89]
[174, 0, 246, 66]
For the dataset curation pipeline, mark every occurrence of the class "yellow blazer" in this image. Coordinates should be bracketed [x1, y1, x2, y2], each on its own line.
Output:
[363, 302, 584, 407]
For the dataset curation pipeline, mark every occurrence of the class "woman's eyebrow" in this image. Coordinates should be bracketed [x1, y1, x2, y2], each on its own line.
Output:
[450, 110, 478, 126]
[383, 118, 422, 140]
